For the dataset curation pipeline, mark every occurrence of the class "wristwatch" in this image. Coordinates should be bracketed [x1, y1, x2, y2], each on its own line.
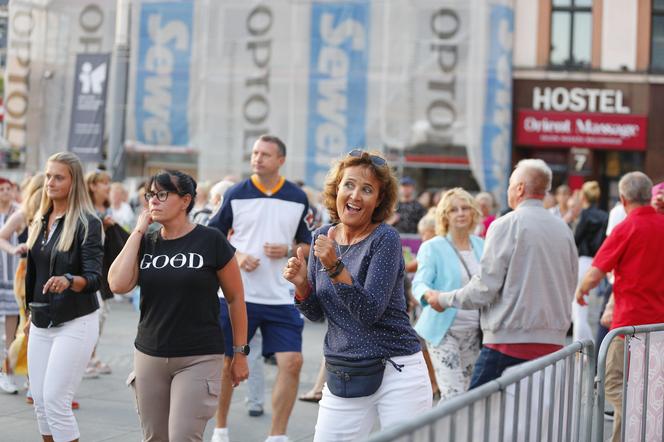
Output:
[63, 273, 74, 288]
[233, 344, 250, 356]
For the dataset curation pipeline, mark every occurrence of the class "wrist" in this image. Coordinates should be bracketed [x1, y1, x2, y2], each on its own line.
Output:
[295, 282, 312, 301]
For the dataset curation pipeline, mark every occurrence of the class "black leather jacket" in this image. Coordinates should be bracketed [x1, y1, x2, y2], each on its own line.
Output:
[575, 206, 609, 257]
[26, 211, 104, 325]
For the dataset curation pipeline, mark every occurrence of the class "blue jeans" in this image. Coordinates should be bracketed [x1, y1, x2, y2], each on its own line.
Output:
[469, 346, 528, 389]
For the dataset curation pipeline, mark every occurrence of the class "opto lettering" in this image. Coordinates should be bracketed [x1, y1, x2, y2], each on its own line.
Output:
[426, 8, 461, 140]
[4, 7, 34, 150]
[243, 5, 273, 154]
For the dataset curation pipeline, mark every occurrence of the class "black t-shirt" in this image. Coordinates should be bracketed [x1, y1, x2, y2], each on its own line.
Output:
[135, 224, 235, 357]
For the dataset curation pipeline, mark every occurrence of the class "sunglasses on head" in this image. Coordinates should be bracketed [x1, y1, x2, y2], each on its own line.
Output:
[347, 149, 387, 167]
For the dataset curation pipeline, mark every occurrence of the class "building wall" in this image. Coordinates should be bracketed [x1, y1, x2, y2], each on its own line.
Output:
[513, 0, 538, 67]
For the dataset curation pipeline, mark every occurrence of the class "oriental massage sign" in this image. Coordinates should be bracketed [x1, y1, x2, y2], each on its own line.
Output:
[515, 86, 648, 151]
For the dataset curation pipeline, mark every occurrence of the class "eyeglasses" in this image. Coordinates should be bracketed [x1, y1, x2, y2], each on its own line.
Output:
[348, 149, 387, 167]
[144, 190, 171, 202]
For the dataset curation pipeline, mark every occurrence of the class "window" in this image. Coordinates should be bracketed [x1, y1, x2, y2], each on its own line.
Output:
[652, 0, 664, 71]
[549, 0, 592, 69]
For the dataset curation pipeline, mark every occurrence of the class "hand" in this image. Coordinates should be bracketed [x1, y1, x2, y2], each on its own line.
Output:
[264, 243, 288, 259]
[24, 315, 31, 336]
[424, 290, 444, 312]
[13, 243, 28, 256]
[237, 252, 260, 272]
[134, 210, 153, 235]
[575, 288, 588, 306]
[283, 247, 308, 291]
[600, 308, 613, 328]
[102, 215, 116, 229]
[230, 355, 249, 387]
[43, 275, 72, 294]
[314, 226, 338, 269]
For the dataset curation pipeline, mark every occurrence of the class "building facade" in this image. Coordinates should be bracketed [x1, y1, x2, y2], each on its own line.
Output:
[512, 0, 664, 207]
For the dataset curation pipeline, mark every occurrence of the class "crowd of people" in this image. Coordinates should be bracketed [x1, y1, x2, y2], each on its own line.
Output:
[0, 135, 662, 442]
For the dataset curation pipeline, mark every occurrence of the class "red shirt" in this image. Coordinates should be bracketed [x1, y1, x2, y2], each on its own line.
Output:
[486, 343, 562, 360]
[592, 206, 664, 329]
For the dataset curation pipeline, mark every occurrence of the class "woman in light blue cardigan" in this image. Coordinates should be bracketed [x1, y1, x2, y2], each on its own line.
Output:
[413, 188, 484, 401]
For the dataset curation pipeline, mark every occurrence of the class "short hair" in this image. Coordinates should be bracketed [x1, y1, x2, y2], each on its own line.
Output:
[581, 181, 601, 205]
[258, 134, 286, 157]
[435, 188, 482, 236]
[417, 212, 436, 235]
[619, 172, 652, 205]
[147, 170, 198, 214]
[322, 150, 397, 223]
[475, 191, 494, 207]
[514, 159, 552, 196]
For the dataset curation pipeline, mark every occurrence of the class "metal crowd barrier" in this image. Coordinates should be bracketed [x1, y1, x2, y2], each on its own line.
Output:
[593, 323, 664, 442]
[366, 340, 595, 442]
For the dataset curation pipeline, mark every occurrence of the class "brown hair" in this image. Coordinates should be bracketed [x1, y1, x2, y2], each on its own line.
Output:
[322, 150, 397, 223]
[85, 170, 111, 208]
[434, 188, 482, 236]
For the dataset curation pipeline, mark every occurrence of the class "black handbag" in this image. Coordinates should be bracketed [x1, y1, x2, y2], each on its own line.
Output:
[28, 302, 53, 328]
[28, 292, 67, 328]
[324, 356, 404, 398]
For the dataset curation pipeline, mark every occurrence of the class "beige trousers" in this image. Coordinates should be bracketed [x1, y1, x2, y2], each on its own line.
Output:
[605, 337, 625, 442]
[129, 350, 223, 442]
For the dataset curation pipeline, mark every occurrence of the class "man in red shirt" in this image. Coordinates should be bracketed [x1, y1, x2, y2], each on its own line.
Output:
[576, 171, 664, 442]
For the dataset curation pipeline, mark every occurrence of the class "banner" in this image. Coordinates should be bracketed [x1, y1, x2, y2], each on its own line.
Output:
[4, 0, 116, 170]
[68, 53, 110, 161]
[479, 2, 513, 202]
[305, 1, 370, 186]
[133, 0, 193, 148]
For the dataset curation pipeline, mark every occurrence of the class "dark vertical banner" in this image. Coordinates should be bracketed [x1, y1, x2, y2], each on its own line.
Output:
[67, 53, 110, 162]
[306, 1, 370, 187]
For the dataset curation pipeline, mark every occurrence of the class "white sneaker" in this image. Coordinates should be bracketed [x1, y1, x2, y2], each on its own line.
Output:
[264, 436, 290, 442]
[0, 373, 18, 394]
[211, 428, 229, 442]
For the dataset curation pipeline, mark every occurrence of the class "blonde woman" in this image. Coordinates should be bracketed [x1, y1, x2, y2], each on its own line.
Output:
[0, 174, 43, 394]
[412, 188, 484, 401]
[26, 152, 103, 442]
[572, 181, 608, 342]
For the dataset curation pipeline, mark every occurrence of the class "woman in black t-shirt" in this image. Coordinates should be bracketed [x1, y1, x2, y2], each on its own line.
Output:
[109, 170, 248, 442]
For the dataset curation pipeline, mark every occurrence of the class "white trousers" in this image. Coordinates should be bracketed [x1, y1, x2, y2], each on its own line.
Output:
[573, 256, 595, 343]
[314, 352, 432, 442]
[28, 310, 99, 441]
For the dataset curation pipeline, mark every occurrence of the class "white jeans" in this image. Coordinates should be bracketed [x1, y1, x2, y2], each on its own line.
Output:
[28, 310, 99, 441]
[573, 256, 595, 343]
[314, 352, 432, 442]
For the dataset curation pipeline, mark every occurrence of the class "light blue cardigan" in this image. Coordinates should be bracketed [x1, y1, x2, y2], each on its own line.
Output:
[412, 234, 484, 346]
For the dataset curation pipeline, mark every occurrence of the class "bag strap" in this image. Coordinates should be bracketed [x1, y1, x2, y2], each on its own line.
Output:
[444, 237, 472, 281]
